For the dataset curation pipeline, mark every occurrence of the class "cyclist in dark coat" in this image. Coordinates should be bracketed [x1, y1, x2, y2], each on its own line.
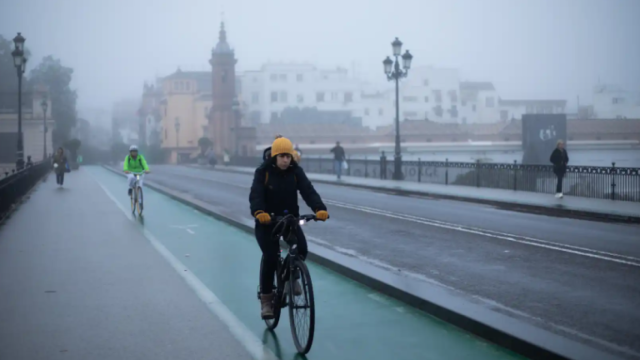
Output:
[249, 136, 329, 319]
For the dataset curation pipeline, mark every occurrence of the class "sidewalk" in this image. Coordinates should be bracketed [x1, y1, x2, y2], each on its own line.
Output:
[0, 169, 254, 360]
[191, 164, 640, 222]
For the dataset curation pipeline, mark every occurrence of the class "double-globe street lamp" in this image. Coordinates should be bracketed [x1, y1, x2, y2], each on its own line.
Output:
[41, 98, 48, 160]
[11, 32, 28, 171]
[383, 37, 413, 180]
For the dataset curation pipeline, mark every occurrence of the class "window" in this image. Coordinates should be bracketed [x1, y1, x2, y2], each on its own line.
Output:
[279, 74, 287, 81]
[449, 90, 458, 103]
[461, 100, 467, 106]
[472, 104, 477, 112]
[433, 90, 442, 103]
[185, 82, 191, 91]
[449, 105, 458, 118]
[344, 92, 354, 103]
[297, 74, 304, 82]
[280, 91, 288, 103]
[270, 91, 278, 103]
[252, 92, 260, 104]
[270, 74, 277, 81]
[253, 77, 258, 83]
[462, 117, 467, 125]
[270, 112, 278, 121]
[202, 126, 209, 136]
[485, 97, 495, 108]
[403, 96, 418, 102]
[364, 108, 370, 116]
[204, 107, 209, 118]
[378, 108, 384, 116]
[316, 92, 325, 102]
[297, 94, 304, 104]
[433, 105, 444, 117]
[613, 97, 624, 104]
[165, 129, 167, 139]
[423, 79, 429, 87]
[331, 92, 338, 101]
[424, 96, 429, 103]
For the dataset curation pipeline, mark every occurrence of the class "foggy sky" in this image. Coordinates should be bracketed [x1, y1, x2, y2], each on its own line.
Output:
[1, 0, 639, 125]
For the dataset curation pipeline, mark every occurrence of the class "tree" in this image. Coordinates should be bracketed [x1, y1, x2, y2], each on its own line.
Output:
[64, 138, 81, 163]
[198, 136, 213, 155]
[28, 55, 77, 146]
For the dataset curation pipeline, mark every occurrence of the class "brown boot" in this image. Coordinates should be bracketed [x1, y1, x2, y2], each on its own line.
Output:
[260, 293, 274, 319]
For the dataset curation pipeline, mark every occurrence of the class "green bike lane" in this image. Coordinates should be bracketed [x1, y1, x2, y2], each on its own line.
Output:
[90, 167, 525, 360]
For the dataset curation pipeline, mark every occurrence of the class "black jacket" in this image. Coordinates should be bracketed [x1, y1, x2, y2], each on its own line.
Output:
[550, 148, 569, 174]
[249, 158, 326, 218]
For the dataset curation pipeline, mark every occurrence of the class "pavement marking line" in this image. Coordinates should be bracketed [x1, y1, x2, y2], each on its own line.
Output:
[324, 199, 640, 268]
[95, 181, 278, 360]
[160, 172, 640, 266]
[186, 228, 196, 235]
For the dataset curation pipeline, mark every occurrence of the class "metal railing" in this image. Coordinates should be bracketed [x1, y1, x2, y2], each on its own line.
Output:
[230, 155, 640, 202]
[0, 161, 51, 221]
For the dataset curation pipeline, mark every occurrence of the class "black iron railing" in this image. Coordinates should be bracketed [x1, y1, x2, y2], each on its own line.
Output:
[230, 156, 640, 202]
[0, 161, 51, 221]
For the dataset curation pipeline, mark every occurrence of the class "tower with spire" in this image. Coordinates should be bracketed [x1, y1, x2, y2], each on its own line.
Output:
[208, 21, 238, 159]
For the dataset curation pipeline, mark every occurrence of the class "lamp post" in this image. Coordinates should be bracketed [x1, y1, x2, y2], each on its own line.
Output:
[383, 37, 413, 180]
[174, 118, 181, 164]
[41, 98, 48, 160]
[11, 32, 28, 171]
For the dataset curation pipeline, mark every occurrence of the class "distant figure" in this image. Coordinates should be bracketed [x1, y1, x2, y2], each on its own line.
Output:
[330, 141, 346, 180]
[52, 147, 68, 187]
[380, 151, 387, 179]
[26, 156, 33, 168]
[550, 139, 569, 198]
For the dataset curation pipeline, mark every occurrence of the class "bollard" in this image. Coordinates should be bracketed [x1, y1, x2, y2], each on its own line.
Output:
[418, 158, 422, 183]
[347, 156, 351, 177]
[364, 156, 369, 178]
[475, 159, 480, 188]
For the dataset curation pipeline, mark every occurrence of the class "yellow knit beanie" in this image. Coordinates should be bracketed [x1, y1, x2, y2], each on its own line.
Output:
[271, 137, 295, 158]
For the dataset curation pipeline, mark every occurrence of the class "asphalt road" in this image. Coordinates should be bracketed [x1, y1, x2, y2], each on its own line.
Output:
[149, 165, 640, 359]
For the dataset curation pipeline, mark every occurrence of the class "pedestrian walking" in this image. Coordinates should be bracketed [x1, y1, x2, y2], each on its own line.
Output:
[550, 139, 569, 198]
[52, 147, 68, 187]
[330, 141, 346, 180]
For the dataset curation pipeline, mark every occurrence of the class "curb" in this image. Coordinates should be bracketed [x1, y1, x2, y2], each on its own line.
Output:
[0, 171, 52, 226]
[103, 165, 623, 360]
[197, 165, 640, 224]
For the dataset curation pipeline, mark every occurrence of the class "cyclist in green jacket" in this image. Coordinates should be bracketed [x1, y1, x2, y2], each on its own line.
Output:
[123, 145, 150, 197]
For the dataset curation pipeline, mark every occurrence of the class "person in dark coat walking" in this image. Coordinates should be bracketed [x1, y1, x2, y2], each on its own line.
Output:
[52, 147, 68, 186]
[550, 139, 569, 198]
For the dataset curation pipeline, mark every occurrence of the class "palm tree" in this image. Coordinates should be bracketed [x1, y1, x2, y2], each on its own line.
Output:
[198, 136, 213, 156]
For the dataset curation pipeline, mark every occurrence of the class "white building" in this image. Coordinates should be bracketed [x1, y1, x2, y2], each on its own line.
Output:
[459, 82, 501, 124]
[499, 99, 567, 120]
[592, 84, 640, 119]
[239, 63, 365, 124]
[398, 66, 461, 123]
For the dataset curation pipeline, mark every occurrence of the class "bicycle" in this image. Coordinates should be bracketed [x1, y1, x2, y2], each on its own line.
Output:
[128, 172, 145, 216]
[257, 213, 323, 354]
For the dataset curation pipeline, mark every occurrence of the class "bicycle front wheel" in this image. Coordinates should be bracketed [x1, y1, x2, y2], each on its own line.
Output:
[288, 258, 315, 354]
[136, 187, 144, 215]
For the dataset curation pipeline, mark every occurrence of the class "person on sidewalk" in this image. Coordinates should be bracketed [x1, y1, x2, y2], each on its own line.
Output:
[250, 136, 329, 319]
[550, 139, 569, 198]
[52, 147, 68, 186]
[330, 141, 346, 180]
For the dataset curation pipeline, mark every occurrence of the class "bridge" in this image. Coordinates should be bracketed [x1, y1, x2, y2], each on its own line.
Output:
[1, 165, 639, 360]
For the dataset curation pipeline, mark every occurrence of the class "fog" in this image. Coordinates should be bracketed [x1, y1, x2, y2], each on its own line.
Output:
[1, 0, 639, 127]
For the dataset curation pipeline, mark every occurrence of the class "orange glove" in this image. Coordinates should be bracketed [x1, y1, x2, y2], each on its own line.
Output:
[255, 211, 271, 224]
[316, 210, 329, 221]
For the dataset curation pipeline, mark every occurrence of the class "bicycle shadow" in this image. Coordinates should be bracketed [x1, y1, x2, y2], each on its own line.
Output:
[262, 328, 309, 360]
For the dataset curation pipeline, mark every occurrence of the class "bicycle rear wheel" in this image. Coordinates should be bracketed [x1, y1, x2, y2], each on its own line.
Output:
[260, 256, 282, 330]
[136, 187, 144, 215]
[288, 258, 315, 354]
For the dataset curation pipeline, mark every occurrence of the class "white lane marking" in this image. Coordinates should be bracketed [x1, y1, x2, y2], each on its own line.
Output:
[162, 172, 640, 267]
[186, 228, 195, 235]
[324, 199, 640, 268]
[96, 181, 277, 360]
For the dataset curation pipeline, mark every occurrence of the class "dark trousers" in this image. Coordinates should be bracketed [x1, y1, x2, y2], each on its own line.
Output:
[256, 223, 308, 294]
[555, 172, 564, 193]
[56, 172, 65, 185]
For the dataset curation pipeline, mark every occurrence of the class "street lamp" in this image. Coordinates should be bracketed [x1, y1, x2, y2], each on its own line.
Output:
[11, 32, 28, 171]
[41, 98, 48, 160]
[383, 37, 413, 180]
